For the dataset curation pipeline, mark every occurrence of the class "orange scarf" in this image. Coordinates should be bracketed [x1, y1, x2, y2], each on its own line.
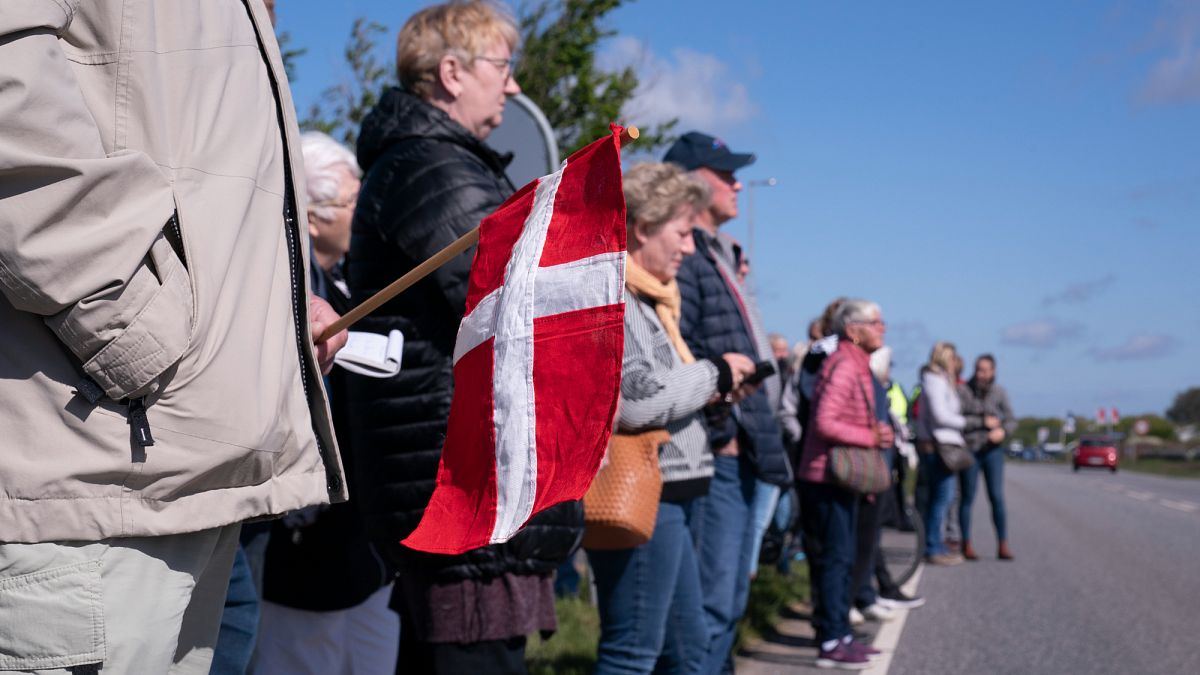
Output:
[625, 256, 696, 364]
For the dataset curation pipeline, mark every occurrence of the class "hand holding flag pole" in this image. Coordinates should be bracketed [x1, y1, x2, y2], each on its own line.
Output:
[317, 126, 639, 343]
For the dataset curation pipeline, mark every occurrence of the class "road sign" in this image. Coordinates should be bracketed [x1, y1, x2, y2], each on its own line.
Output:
[1063, 416, 1076, 434]
[1112, 408, 1120, 425]
[1134, 419, 1150, 436]
[1097, 407, 1106, 424]
[1037, 427, 1050, 444]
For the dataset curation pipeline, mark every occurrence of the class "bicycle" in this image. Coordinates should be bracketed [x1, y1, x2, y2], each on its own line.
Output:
[878, 499, 924, 586]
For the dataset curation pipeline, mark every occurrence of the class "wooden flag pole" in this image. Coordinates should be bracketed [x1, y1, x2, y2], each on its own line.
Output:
[317, 126, 639, 342]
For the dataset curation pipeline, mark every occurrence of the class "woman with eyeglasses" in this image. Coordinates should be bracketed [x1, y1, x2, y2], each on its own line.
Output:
[344, 2, 580, 672]
[796, 299, 893, 669]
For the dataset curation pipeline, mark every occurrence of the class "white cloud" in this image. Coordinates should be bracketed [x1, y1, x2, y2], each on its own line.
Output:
[601, 37, 758, 130]
[1090, 334, 1178, 361]
[1136, 0, 1200, 104]
[1000, 319, 1084, 349]
[1041, 275, 1116, 306]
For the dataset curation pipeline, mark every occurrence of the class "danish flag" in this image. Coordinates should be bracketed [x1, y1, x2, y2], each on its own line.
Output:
[403, 128, 628, 554]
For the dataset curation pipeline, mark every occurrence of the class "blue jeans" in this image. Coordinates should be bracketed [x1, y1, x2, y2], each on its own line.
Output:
[210, 545, 258, 674]
[959, 445, 1008, 542]
[923, 453, 957, 556]
[688, 455, 757, 675]
[798, 481, 858, 644]
[746, 480, 781, 572]
[211, 524, 270, 674]
[588, 500, 707, 674]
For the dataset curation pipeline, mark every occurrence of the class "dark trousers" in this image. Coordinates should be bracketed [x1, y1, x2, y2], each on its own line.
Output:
[871, 485, 902, 597]
[850, 493, 883, 609]
[799, 481, 858, 644]
[397, 633, 528, 675]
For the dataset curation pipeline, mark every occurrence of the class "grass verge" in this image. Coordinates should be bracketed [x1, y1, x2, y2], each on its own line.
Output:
[737, 562, 810, 646]
[1119, 458, 1200, 479]
[526, 562, 811, 673]
[526, 595, 599, 675]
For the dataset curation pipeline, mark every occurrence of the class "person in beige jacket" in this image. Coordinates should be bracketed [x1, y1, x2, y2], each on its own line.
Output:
[0, 2, 348, 672]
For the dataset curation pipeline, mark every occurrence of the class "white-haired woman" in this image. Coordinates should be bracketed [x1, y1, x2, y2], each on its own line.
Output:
[254, 132, 401, 675]
[796, 299, 893, 669]
[588, 163, 755, 674]
[301, 131, 361, 297]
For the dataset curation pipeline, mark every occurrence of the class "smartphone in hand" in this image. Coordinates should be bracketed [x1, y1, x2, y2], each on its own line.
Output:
[743, 360, 777, 386]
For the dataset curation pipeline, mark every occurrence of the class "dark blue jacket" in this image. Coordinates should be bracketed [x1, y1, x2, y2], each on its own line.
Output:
[677, 230, 791, 486]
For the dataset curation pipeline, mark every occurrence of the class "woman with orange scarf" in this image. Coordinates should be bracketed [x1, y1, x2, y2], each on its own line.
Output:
[587, 163, 755, 674]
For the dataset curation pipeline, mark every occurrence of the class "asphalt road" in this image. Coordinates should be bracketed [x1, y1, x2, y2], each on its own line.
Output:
[889, 461, 1200, 675]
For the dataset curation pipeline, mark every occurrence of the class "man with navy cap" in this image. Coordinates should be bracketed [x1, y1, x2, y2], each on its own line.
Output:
[666, 132, 791, 673]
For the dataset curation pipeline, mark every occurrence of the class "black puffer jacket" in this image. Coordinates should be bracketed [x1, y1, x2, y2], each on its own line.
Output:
[345, 87, 583, 582]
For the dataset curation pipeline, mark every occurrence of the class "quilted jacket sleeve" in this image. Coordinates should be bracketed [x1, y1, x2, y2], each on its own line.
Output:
[812, 357, 877, 449]
[0, 1, 189, 400]
[376, 146, 506, 313]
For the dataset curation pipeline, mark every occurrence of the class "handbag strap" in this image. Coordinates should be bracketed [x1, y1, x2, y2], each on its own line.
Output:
[821, 354, 878, 432]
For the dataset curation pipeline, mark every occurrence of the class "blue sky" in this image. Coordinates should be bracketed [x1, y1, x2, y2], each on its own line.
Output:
[279, 0, 1200, 418]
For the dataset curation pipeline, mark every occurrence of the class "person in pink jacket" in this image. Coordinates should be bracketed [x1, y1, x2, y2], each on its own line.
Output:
[796, 299, 894, 670]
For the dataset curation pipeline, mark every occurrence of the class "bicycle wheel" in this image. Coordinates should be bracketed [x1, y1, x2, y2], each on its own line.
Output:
[879, 501, 924, 587]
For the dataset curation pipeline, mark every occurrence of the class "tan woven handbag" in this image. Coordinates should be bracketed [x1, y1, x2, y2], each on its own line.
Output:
[582, 429, 669, 550]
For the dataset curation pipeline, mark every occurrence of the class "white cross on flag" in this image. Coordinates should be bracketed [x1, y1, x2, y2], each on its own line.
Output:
[403, 127, 628, 555]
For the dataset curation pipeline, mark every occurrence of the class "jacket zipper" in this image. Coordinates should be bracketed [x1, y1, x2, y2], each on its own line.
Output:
[242, 0, 340, 496]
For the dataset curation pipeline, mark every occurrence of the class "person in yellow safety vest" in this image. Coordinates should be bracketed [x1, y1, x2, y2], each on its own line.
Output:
[887, 381, 909, 427]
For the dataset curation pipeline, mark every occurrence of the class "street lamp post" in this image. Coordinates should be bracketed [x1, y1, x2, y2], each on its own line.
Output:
[744, 177, 777, 267]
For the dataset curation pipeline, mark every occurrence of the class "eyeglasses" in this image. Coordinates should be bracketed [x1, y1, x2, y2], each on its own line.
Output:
[850, 318, 887, 328]
[474, 54, 517, 80]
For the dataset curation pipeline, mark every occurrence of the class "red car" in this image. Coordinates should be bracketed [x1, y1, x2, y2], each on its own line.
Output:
[1073, 436, 1119, 473]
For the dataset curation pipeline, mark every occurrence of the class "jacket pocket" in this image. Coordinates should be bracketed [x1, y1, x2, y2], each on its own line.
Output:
[0, 559, 105, 670]
[45, 216, 195, 401]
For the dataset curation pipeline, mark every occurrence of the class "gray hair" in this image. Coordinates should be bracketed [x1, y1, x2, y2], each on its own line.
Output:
[301, 131, 361, 222]
[829, 298, 881, 337]
[623, 162, 710, 238]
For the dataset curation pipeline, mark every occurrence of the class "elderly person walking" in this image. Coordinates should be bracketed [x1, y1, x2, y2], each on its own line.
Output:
[345, 2, 581, 672]
[916, 342, 968, 566]
[588, 163, 755, 674]
[796, 300, 893, 669]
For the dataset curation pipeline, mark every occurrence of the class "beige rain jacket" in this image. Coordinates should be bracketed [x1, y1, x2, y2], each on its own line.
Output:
[0, 0, 345, 543]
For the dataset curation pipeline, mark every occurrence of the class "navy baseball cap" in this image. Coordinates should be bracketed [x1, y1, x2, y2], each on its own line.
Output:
[662, 131, 756, 172]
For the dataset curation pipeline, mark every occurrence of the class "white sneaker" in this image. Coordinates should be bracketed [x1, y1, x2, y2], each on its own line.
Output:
[849, 607, 865, 625]
[861, 602, 898, 622]
[876, 592, 926, 610]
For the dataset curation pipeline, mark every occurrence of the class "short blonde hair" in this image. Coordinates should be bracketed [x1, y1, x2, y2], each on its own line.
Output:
[397, 0, 520, 100]
[623, 162, 710, 239]
[927, 341, 959, 379]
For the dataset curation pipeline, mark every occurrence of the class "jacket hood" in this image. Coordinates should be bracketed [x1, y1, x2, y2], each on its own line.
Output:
[356, 87, 511, 176]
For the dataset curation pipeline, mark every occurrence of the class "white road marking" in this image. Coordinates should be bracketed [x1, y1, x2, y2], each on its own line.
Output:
[863, 566, 923, 674]
[1125, 490, 1154, 501]
[1159, 499, 1200, 513]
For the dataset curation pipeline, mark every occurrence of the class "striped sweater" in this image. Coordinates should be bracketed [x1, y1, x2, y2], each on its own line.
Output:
[619, 293, 720, 501]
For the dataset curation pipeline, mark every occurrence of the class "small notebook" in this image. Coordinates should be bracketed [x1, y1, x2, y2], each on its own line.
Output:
[334, 330, 404, 378]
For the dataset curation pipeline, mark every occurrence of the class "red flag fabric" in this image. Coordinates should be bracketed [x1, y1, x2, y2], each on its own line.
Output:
[403, 127, 627, 554]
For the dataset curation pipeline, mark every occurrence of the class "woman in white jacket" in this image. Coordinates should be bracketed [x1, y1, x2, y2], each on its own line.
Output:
[916, 342, 968, 565]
